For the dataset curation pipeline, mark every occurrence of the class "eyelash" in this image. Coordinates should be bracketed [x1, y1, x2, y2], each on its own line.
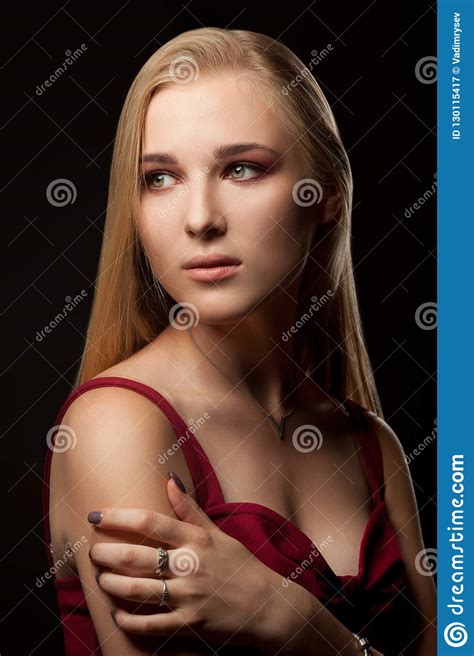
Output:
[140, 162, 268, 193]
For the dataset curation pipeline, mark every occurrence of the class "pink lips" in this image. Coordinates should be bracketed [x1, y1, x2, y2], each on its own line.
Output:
[184, 263, 241, 282]
[183, 253, 241, 269]
[183, 253, 242, 282]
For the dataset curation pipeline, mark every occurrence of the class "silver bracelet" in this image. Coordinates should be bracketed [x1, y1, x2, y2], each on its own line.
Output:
[352, 632, 373, 655]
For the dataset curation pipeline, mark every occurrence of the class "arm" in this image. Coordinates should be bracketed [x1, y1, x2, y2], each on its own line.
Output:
[261, 574, 383, 656]
[57, 385, 212, 655]
[369, 412, 437, 655]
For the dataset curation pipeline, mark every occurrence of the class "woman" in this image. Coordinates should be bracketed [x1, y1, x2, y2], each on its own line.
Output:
[43, 27, 436, 655]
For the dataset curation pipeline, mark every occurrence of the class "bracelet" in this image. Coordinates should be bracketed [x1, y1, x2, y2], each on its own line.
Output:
[352, 632, 373, 655]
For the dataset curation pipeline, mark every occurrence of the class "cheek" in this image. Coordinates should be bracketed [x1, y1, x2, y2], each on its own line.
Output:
[137, 203, 182, 281]
[236, 183, 313, 261]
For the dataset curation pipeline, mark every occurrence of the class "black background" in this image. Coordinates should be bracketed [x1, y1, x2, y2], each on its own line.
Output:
[1, 2, 436, 653]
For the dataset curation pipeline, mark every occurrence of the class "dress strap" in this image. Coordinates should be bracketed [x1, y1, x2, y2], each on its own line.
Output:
[42, 376, 224, 569]
[341, 398, 385, 505]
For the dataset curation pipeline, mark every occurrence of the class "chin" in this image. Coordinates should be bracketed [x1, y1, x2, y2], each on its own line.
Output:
[177, 291, 264, 326]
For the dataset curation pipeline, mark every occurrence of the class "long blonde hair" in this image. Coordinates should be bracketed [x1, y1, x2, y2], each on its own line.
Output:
[74, 27, 383, 417]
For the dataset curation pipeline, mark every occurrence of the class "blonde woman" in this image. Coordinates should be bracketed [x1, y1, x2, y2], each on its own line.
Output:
[43, 27, 436, 656]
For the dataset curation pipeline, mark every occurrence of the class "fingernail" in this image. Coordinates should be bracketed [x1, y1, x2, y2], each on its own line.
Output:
[168, 471, 187, 493]
[111, 609, 117, 624]
[88, 511, 102, 524]
[95, 568, 102, 583]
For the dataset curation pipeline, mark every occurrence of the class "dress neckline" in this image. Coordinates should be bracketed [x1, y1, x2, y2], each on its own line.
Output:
[81, 376, 384, 583]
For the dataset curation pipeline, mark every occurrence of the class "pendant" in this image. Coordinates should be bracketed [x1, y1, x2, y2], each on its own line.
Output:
[278, 414, 286, 439]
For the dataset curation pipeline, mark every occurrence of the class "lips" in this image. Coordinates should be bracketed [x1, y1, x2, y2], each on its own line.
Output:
[183, 253, 241, 269]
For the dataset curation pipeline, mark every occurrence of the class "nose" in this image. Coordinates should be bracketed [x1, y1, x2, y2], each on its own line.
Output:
[184, 178, 226, 238]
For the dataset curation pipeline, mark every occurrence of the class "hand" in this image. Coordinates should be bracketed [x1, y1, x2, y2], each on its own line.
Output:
[87, 474, 282, 651]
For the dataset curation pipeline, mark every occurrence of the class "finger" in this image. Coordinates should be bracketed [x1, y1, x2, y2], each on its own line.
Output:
[91, 543, 201, 579]
[87, 507, 200, 546]
[112, 606, 194, 637]
[98, 571, 180, 606]
[167, 476, 217, 531]
[90, 542, 169, 576]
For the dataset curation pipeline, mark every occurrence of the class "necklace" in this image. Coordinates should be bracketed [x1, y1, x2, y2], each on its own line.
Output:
[189, 326, 297, 439]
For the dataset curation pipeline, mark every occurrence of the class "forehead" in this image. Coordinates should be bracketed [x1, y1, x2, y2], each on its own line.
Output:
[143, 72, 295, 156]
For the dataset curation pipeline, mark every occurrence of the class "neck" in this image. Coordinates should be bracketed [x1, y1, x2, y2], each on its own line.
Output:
[172, 288, 306, 417]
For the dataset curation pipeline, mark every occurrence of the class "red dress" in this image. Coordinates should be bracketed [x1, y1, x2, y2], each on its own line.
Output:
[43, 376, 415, 655]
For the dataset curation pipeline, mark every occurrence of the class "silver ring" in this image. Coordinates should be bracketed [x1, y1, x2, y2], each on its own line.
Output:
[159, 577, 169, 606]
[154, 546, 168, 577]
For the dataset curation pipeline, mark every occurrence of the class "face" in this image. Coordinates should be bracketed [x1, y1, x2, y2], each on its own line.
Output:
[138, 71, 333, 324]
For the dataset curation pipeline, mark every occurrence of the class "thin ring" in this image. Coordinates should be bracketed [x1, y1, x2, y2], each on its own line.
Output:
[159, 577, 169, 606]
[154, 546, 168, 577]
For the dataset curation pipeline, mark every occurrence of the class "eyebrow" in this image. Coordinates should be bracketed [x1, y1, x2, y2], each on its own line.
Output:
[139, 142, 279, 165]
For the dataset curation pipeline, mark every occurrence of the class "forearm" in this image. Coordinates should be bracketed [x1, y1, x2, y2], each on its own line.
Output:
[260, 577, 383, 656]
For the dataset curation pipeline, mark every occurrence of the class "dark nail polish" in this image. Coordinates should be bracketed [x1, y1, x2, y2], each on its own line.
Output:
[95, 569, 102, 583]
[88, 511, 102, 524]
[168, 471, 187, 493]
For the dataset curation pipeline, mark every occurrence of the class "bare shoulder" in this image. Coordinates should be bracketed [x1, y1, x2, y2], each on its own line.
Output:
[49, 367, 203, 653]
[58, 371, 197, 500]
